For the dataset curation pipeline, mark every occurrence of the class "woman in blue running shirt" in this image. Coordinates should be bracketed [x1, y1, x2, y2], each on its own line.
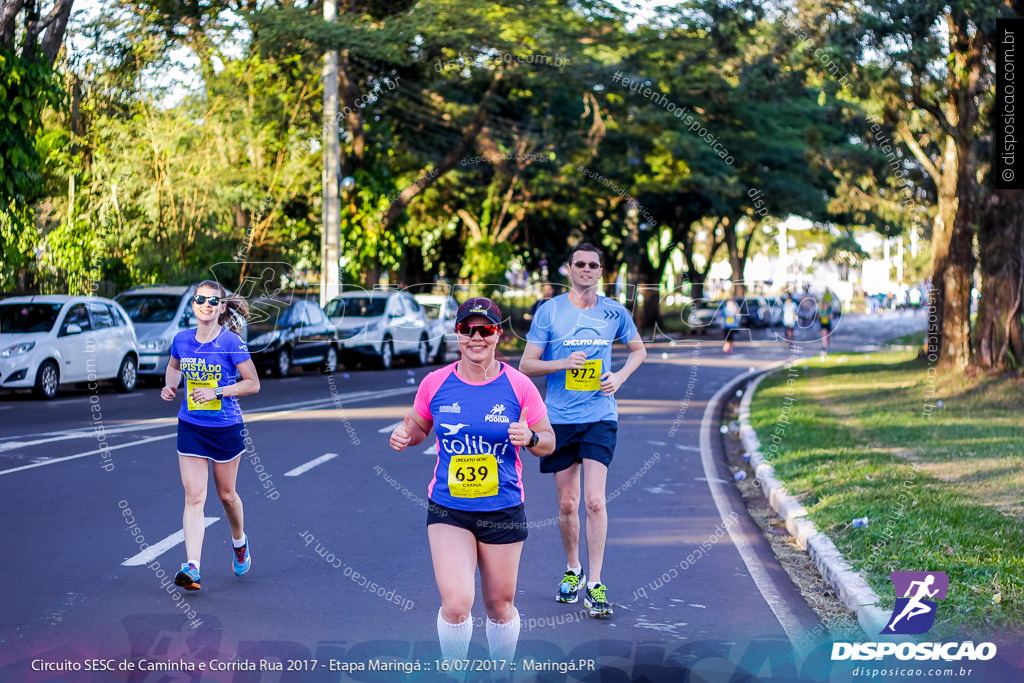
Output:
[160, 281, 260, 591]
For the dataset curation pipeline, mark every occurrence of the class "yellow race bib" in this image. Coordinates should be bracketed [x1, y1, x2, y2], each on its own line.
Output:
[186, 378, 222, 411]
[565, 359, 602, 391]
[448, 454, 499, 498]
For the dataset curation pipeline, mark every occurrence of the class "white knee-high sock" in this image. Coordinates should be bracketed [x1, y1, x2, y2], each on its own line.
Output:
[485, 609, 520, 663]
[437, 608, 473, 661]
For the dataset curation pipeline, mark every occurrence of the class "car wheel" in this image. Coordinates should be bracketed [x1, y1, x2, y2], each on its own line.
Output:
[321, 345, 338, 374]
[379, 338, 394, 370]
[33, 360, 60, 400]
[413, 337, 429, 367]
[275, 347, 292, 377]
[434, 340, 447, 364]
[114, 355, 138, 393]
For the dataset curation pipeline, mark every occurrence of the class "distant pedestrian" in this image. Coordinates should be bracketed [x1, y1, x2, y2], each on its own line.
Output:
[819, 291, 835, 352]
[525, 283, 556, 322]
[722, 298, 740, 353]
[160, 281, 260, 591]
[782, 296, 798, 341]
[909, 287, 922, 314]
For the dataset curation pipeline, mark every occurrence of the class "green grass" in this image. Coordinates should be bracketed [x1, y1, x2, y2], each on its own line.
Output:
[885, 330, 927, 347]
[749, 351, 1024, 642]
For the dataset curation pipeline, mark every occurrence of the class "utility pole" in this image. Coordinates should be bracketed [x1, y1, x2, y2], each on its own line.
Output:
[321, 0, 341, 306]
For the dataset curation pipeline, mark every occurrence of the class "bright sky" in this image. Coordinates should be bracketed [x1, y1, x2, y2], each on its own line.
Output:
[65, 0, 672, 106]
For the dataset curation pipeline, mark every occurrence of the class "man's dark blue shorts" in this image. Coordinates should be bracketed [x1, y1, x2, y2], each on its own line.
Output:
[540, 420, 617, 474]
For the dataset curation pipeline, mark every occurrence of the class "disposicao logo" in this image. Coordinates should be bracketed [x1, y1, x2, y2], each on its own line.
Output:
[882, 571, 948, 635]
[831, 571, 997, 662]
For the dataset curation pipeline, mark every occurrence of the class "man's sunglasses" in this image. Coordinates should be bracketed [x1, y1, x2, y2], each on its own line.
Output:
[573, 261, 601, 270]
[455, 322, 500, 338]
[192, 295, 221, 306]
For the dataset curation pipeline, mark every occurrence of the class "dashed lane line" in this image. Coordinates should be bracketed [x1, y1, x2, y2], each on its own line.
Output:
[284, 453, 339, 477]
[0, 386, 417, 477]
[121, 517, 220, 566]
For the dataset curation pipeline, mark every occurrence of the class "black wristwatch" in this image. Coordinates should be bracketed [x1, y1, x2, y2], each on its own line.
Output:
[214, 386, 223, 399]
[527, 430, 539, 448]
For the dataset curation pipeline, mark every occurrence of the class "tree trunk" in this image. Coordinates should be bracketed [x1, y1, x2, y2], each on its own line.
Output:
[637, 250, 664, 331]
[974, 190, 1024, 371]
[623, 223, 644, 327]
[926, 137, 959, 367]
[937, 115, 979, 371]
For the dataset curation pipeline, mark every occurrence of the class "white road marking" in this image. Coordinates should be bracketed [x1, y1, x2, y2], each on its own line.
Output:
[699, 362, 808, 649]
[0, 386, 418, 477]
[0, 386, 417, 452]
[284, 453, 339, 477]
[121, 517, 220, 566]
[0, 434, 174, 477]
[378, 420, 403, 434]
[674, 444, 701, 451]
[423, 444, 437, 455]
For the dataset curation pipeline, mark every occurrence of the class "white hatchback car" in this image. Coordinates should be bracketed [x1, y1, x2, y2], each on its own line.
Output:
[0, 295, 139, 399]
[324, 291, 431, 369]
[413, 294, 460, 364]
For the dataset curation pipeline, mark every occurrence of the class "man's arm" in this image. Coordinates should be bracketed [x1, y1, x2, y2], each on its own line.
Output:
[599, 334, 647, 396]
[519, 342, 587, 377]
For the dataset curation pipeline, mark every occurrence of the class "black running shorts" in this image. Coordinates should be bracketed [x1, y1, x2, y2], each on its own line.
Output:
[540, 420, 617, 474]
[426, 499, 528, 544]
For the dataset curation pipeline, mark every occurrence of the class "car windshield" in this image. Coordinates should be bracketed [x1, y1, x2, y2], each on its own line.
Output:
[116, 294, 181, 323]
[419, 302, 442, 320]
[0, 303, 64, 333]
[331, 297, 387, 318]
[249, 300, 292, 328]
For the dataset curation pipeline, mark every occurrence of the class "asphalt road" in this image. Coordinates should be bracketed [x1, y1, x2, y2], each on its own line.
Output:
[0, 312, 931, 682]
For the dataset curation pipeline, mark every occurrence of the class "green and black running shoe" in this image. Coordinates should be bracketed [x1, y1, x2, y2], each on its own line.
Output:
[556, 570, 586, 604]
[584, 583, 613, 617]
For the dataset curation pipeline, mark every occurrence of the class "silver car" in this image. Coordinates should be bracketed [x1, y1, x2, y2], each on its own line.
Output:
[414, 294, 460, 364]
[115, 284, 246, 379]
[324, 291, 431, 369]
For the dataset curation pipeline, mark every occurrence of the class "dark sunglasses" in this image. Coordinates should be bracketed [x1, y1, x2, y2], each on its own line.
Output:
[455, 322, 500, 338]
[192, 295, 221, 306]
[573, 261, 601, 270]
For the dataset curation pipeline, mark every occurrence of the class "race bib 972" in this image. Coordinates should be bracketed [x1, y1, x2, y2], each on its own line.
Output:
[565, 359, 602, 391]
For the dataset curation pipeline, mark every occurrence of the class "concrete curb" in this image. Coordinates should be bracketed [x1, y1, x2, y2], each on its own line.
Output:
[737, 368, 892, 637]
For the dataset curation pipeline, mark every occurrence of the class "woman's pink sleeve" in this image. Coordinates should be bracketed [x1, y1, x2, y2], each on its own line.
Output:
[413, 367, 453, 420]
[508, 371, 547, 426]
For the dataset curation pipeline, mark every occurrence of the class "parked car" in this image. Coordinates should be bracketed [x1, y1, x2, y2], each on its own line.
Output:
[0, 295, 139, 399]
[247, 297, 340, 377]
[324, 291, 430, 369]
[413, 293, 460, 364]
[114, 284, 246, 380]
[738, 296, 774, 328]
[686, 299, 724, 335]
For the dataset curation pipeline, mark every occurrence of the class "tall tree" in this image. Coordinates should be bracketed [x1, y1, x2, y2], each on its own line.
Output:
[1, 0, 75, 289]
[815, 0, 1009, 370]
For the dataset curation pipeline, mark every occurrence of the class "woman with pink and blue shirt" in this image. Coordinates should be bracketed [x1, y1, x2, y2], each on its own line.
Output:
[389, 297, 555, 667]
[160, 280, 260, 591]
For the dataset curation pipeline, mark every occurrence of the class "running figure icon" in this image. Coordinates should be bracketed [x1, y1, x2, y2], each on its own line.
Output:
[881, 571, 949, 635]
[886, 574, 938, 630]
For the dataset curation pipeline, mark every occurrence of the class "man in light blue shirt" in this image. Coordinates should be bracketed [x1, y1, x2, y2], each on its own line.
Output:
[520, 244, 647, 617]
